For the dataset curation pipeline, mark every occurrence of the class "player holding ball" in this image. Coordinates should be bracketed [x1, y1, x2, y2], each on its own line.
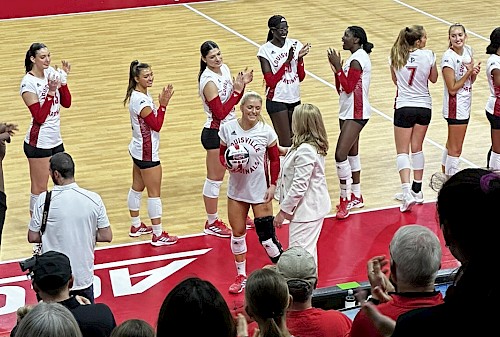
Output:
[219, 91, 283, 294]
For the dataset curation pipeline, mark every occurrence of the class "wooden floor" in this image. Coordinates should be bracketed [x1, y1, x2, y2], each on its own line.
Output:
[0, 0, 497, 261]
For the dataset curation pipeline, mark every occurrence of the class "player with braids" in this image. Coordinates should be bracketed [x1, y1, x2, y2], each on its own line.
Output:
[485, 27, 500, 171]
[257, 15, 311, 148]
[124, 60, 178, 246]
[20, 43, 72, 216]
[219, 91, 282, 294]
[390, 26, 438, 212]
[245, 268, 294, 337]
[198, 41, 254, 239]
[327, 26, 373, 219]
[440, 23, 481, 177]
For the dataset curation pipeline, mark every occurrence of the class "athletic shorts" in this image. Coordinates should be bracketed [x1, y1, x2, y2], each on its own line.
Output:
[266, 99, 300, 114]
[486, 110, 500, 130]
[445, 117, 469, 125]
[201, 127, 220, 150]
[23, 142, 64, 159]
[394, 107, 431, 128]
[132, 156, 160, 169]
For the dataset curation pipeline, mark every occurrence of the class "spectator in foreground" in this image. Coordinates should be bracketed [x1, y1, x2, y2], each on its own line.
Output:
[110, 319, 154, 337]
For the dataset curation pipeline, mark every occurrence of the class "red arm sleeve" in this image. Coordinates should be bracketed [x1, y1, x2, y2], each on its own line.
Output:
[336, 68, 362, 94]
[207, 91, 243, 121]
[143, 106, 166, 132]
[297, 60, 306, 82]
[334, 73, 341, 94]
[28, 94, 54, 124]
[268, 144, 280, 186]
[263, 62, 288, 89]
[219, 144, 227, 167]
[59, 84, 72, 108]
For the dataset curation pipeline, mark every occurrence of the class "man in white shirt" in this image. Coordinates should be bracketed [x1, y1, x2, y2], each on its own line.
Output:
[28, 152, 112, 303]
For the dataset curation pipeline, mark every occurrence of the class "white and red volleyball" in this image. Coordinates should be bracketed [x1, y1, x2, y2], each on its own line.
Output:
[224, 144, 250, 170]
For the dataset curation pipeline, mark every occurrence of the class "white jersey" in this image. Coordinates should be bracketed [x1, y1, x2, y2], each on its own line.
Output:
[339, 49, 372, 120]
[19, 66, 63, 148]
[486, 54, 500, 116]
[128, 90, 161, 162]
[219, 120, 278, 203]
[257, 38, 303, 103]
[441, 45, 473, 119]
[199, 64, 236, 130]
[29, 182, 111, 290]
[391, 49, 436, 109]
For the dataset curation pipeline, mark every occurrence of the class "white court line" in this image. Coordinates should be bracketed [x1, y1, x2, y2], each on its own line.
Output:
[185, 2, 487, 168]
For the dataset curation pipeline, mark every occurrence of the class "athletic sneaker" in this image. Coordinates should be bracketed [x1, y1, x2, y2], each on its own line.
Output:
[400, 193, 416, 212]
[348, 195, 364, 209]
[228, 274, 247, 294]
[394, 190, 424, 204]
[245, 216, 255, 229]
[151, 231, 178, 246]
[204, 219, 231, 238]
[336, 197, 350, 219]
[129, 222, 153, 237]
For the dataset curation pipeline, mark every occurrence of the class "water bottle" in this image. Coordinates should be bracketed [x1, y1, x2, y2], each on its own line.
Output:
[345, 289, 356, 308]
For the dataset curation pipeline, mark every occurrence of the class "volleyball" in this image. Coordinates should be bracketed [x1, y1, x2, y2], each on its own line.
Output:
[225, 144, 250, 170]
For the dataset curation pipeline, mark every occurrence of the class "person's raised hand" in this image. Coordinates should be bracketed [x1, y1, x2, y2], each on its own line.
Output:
[159, 84, 174, 106]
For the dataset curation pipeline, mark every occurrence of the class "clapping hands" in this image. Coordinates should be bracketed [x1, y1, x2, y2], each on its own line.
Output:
[158, 84, 174, 106]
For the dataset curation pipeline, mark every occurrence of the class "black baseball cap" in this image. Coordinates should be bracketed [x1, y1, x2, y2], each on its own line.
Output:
[32, 251, 72, 291]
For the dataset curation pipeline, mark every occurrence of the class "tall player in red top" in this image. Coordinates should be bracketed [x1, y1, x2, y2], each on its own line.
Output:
[328, 26, 373, 219]
[198, 41, 253, 239]
[20, 43, 71, 216]
[124, 60, 177, 246]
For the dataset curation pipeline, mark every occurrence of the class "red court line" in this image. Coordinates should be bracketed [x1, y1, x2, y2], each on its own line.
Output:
[1, 0, 220, 20]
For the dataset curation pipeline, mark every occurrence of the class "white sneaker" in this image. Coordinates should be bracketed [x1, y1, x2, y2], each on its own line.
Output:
[394, 190, 424, 204]
[400, 193, 416, 212]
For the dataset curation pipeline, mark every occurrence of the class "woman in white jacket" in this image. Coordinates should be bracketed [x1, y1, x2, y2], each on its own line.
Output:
[274, 103, 330, 265]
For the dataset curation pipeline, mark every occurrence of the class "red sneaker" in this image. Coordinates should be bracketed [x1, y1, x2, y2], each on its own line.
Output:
[348, 195, 364, 210]
[245, 216, 255, 229]
[151, 231, 178, 246]
[129, 222, 153, 237]
[204, 219, 231, 238]
[229, 274, 247, 294]
[336, 197, 350, 219]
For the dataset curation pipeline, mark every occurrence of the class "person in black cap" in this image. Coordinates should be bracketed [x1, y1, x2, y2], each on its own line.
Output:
[12, 250, 116, 337]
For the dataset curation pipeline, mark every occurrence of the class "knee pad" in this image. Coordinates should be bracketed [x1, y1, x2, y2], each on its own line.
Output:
[255, 216, 283, 263]
[231, 233, 247, 255]
[441, 149, 448, 167]
[445, 155, 460, 176]
[147, 197, 162, 220]
[202, 179, 222, 199]
[30, 193, 39, 213]
[336, 159, 351, 181]
[347, 155, 361, 172]
[490, 151, 500, 171]
[127, 189, 142, 211]
[411, 151, 424, 170]
[396, 154, 411, 172]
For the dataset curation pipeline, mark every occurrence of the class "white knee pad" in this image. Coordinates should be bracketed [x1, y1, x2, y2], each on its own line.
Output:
[336, 159, 351, 181]
[147, 197, 162, 220]
[411, 151, 424, 170]
[348, 155, 361, 172]
[30, 193, 39, 213]
[441, 149, 448, 167]
[489, 151, 500, 171]
[445, 155, 460, 176]
[202, 179, 222, 199]
[231, 234, 247, 255]
[127, 189, 142, 211]
[396, 153, 411, 172]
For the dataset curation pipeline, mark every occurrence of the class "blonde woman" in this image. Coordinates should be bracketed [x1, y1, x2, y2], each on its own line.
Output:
[219, 91, 282, 294]
[390, 26, 438, 212]
[274, 103, 330, 265]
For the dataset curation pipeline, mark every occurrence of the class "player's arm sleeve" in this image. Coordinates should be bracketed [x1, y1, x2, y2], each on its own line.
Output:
[336, 68, 362, 94]
[142, 106, 166, 132]
[59, 84, 72, 108]
[207, 92, 243, 121]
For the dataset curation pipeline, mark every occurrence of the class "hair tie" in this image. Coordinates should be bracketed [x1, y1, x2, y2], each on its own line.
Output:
[405, 27, 410, 32]
[480, 172, 499, 193]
